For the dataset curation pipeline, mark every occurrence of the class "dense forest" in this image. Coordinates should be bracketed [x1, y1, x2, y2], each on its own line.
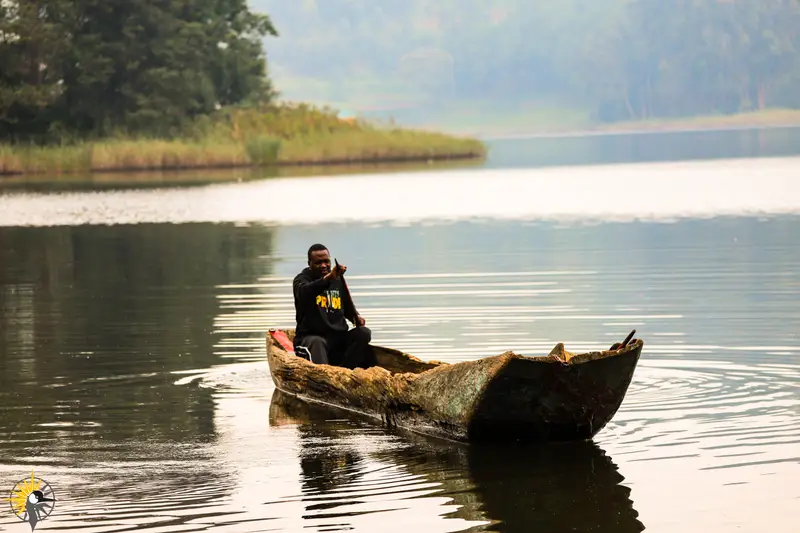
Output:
[256, 0, 800, 122]
[0, 0, 277, 141]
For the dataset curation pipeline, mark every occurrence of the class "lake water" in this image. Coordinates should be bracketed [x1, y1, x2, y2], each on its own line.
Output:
[1, 127, 799, 533]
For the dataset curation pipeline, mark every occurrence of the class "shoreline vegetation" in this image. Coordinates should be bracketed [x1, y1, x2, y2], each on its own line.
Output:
[0, 103, 487, 177]
[3, 106, 799, 178]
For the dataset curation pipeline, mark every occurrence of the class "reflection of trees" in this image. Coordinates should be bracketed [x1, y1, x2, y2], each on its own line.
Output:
[0, 222, 274, 446]
[268, 389, 644, 533]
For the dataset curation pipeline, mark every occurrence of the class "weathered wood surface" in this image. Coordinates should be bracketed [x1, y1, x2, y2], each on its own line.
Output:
[266, 329, 643, 443]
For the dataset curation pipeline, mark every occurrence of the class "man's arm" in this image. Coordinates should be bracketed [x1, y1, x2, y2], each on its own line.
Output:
[293, 274, 329, 301]
[293, 266, 344, 302]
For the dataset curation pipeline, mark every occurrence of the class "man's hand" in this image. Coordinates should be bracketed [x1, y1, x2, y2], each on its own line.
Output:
[355, 314, 366, 327]
[323, 262, 346, 281]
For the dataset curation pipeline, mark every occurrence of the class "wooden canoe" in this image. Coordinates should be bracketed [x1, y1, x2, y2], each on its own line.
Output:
[266, 328, 643, 444]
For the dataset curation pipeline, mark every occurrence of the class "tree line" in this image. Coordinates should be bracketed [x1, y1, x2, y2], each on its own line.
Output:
[258, 0, 800, 121]
[0, 0, 277, 142]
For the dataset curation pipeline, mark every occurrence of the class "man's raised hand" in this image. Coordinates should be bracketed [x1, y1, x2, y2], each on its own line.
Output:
[324, 262, 347, 281]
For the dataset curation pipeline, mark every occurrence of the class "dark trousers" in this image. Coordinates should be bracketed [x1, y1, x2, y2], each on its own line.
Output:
[295, 327, 375, 369]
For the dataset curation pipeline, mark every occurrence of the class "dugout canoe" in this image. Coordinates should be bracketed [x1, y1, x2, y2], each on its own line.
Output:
[266, 328, 643, 443]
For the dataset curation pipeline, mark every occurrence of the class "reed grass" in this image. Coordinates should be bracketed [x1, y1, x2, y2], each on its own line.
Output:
[278, 128, 485, 164]
[0, 103, 487, 176]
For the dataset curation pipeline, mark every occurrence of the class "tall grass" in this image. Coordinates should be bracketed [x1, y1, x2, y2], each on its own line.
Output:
[0, 144, 92, 175]
[0, 102, 487, 176]
[278, 128, 485, 164]
[243, 135, 281, 165]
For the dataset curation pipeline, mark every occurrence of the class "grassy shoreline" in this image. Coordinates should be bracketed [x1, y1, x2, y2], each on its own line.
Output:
[4, 106, 798, 176]
[0, 103, 487, 177]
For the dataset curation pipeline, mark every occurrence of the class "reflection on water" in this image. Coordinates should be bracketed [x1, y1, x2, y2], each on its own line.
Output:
[1, 171, 800, 531]
[269, 389, 645, 533]
[483, 125, 800, 168]
[0, 158, 483, 192]
[268, 389, 481, 532]
[2, 156, 800, 227]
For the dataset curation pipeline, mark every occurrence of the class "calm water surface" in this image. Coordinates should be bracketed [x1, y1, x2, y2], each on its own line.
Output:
[1, 131, 799, 533]
[483, 124, 800, 169]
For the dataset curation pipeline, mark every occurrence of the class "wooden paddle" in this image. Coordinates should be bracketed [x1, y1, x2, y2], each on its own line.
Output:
[335, 258, 360, 326]
[609, 329, 636, 351]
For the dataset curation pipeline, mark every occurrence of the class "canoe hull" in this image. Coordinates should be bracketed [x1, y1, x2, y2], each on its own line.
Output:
[467, 347, 641, 442]
[266, 329, 642, 444]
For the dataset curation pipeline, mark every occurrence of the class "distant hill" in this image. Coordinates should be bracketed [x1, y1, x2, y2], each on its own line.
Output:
[251, 0, 800, 134]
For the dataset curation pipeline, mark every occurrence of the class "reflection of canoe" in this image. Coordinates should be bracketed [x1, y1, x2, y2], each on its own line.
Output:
[267, 328, 643, 443]
[268, 388, 645, 532]
[269, 389, 366, 495]
[461, 440, 645, 532]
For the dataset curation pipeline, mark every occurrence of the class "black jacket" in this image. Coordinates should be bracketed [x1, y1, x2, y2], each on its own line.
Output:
[293, 267, 356, 339]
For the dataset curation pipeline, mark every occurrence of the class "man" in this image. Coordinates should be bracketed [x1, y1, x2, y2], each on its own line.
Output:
[292, 243, 375, 369]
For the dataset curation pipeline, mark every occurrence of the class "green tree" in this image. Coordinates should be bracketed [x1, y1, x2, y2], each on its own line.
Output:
[58, 0, 278, 137]
[0, 0, 74, 140]
[0, 0, 278, 141]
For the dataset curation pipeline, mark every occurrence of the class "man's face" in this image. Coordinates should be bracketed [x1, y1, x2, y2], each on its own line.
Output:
[308, 249, 331, 276]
